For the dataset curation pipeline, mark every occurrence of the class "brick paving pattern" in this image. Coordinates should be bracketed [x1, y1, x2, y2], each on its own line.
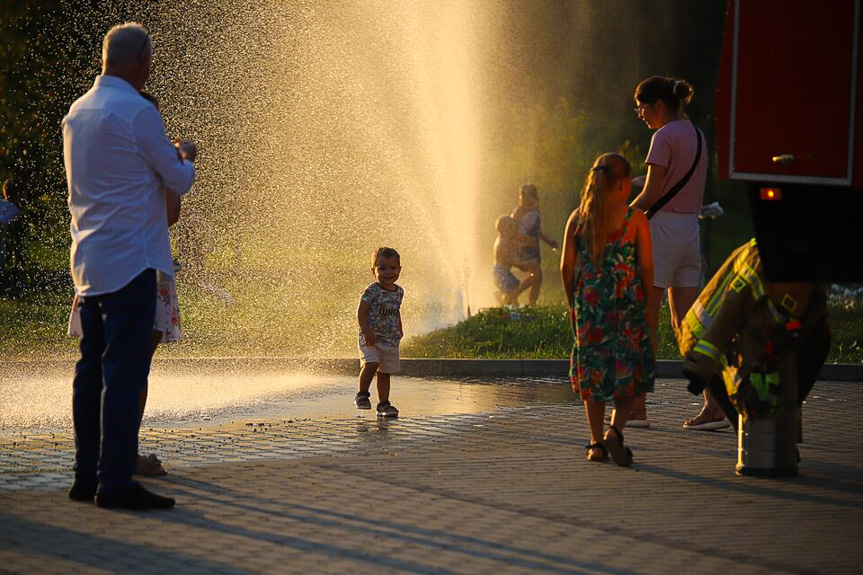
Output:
[1, 377, 861, 573]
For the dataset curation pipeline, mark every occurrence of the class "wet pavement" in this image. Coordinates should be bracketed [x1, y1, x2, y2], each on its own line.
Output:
[0, 360, 570, 431]
[1, 374, 861, 573]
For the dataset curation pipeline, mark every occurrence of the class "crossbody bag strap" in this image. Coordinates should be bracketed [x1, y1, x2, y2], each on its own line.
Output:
[645, 124, 703, 220]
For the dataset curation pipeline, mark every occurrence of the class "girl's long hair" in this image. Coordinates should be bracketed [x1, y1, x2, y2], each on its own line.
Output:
[577, 153, 631, 264]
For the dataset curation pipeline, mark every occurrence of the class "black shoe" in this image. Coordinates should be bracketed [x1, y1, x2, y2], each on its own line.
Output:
[68, 482, 97, 502]
[376, 401, 399, 418]
[354, 391, 372, 410]
[95, 482, 176, 510]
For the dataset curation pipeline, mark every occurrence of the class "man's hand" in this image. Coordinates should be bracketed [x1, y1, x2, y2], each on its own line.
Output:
[363, 331, 377, 346]
[176, 140, 197, 163]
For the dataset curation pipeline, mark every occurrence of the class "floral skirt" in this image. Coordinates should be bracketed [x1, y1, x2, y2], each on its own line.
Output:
[68, 270, 181, 342]
[569, 306, 655, 403]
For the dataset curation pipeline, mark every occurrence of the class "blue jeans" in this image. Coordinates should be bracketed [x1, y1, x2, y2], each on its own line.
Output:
[72, 269, 156, 494]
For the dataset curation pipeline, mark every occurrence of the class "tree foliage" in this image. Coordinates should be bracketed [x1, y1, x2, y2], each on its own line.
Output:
[1, 1, 102, 275]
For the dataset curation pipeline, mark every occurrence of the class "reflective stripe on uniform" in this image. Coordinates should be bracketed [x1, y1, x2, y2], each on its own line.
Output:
[751, 371, 781, 403]
[740, 263, 765, 299]
[705, 271, 736, 316]
[703, 241, 761, 319]
[692, 339, 722, 362]
[779, 293, 798, 315]
[686, 300, 711, 338]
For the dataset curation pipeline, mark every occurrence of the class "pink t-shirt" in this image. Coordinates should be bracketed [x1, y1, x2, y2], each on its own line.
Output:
[645, 120, 707, 214]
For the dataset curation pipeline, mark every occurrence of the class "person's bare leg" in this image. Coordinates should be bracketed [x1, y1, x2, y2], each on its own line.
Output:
[606, 395, 637, 465]
[359, 362, 378, 394]
[610, 396, 636, 432]
[701, 389, 717, 412]
[514, 277, 532, 304]
[667, 286, 699, 335]
[669, 286, 721, 422]
[503, 288, 520, 306]
[141, 331, 161, 424]
[137, 387, 148, 426]
[151, 331, 161, 355]
[630, 393, 648, 423]
[527, 263, 543, 306]
[515, 273, 536, 306]
[376, 372, 391, 404]
[630, 286, 667, 424]
[136, 331, 165, 476]
[683, 389, 728, 429]
[584, 399, 606, 460]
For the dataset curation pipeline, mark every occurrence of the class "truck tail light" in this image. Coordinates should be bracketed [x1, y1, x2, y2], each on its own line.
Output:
[759, 187, 782, 201]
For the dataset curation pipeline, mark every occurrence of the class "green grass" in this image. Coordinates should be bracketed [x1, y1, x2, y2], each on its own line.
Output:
[828, 296, 863, 364]
[402, 304, 572, 359]
[402, 301, 863, 364]
[2, 283, 860, 363]
[400, 302, 679, 359]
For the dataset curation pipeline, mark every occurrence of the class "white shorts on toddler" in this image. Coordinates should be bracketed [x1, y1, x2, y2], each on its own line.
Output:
[360, 343, 401, 374]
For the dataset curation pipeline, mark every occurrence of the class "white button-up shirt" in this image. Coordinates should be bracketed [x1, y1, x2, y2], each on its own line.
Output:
[63, 75, 196, 296]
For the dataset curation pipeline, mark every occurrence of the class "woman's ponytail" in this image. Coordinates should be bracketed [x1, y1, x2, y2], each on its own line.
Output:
[671, 79, 693, 108]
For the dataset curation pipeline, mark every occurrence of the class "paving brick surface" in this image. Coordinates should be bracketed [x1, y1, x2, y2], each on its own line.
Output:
[1, 377, 861, 574]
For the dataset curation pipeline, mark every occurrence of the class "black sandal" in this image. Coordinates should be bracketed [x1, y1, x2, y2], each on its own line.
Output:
[603, 425, 633, 467]
[584, 442, 608, 462]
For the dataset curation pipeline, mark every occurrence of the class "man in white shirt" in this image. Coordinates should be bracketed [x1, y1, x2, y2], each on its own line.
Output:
[63, 22, 197, 510]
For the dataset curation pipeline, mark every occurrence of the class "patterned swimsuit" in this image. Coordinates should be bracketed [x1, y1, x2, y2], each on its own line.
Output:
[569, 209, 656, 402]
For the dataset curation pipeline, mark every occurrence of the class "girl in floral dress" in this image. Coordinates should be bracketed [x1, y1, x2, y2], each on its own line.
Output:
[560, 153, 656, 466]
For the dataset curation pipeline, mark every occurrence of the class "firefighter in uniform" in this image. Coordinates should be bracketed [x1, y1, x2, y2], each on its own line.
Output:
[677, 239, 830, 431]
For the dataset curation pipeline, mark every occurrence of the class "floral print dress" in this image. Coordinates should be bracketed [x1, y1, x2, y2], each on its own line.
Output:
[570, 208, 655, 402]
[68, 270, 181, 343]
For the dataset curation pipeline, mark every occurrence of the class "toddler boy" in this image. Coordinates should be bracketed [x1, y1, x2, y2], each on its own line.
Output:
[355, 247, 403, 418]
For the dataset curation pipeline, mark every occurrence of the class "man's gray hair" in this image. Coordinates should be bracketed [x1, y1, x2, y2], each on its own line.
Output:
[102, 22, 150, 67]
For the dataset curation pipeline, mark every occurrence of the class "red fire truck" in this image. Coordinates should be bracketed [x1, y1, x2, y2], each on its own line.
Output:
[715, 0, 863, 282]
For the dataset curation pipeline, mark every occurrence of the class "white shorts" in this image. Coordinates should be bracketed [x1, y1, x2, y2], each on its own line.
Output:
[360, 343, 401, 374]
[649, 211, 702, 289]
